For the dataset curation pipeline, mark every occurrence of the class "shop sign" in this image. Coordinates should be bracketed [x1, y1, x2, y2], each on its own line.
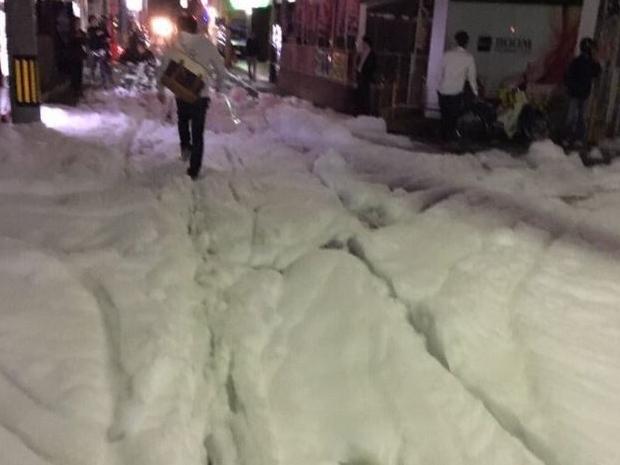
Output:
[478, 35, 532, 54]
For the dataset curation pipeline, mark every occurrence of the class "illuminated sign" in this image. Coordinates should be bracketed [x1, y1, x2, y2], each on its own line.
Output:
[494, 37, 533, 54]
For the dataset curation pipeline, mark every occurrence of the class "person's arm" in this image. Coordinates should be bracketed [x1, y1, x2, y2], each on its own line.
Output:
[207, 43, 227, 92]
[467, 56, 478, 96]
[156, 46, 173, 101]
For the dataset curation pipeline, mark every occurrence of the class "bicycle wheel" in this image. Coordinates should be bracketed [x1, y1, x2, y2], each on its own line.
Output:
[456, 109, 489, 142]
[519, 106, 549, 142]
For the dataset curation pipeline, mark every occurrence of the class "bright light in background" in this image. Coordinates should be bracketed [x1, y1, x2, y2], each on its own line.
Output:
[229, 0, 270, 10]
[180, 0, 189, 8]
[509, 25, 517, 34]
[151, 16, 174, 39]
[72, 1, 81, 17]
[126, 0, 143, 12]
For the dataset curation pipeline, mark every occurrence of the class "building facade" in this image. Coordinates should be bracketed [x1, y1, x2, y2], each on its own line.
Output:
[278, 0, 602, 120]
[277, 0, 433, 115]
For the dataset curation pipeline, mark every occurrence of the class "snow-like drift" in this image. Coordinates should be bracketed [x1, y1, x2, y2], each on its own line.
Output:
[0, 88, 618, 465]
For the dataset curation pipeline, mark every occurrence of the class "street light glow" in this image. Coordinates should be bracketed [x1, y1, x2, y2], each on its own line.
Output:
[126, 0, 143, 12]
[151, 16, 174, 39]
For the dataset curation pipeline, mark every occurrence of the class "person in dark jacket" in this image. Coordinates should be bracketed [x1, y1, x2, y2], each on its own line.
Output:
[564, 37, 602, 147]
[356, 36, 377, 116]
[68, 18, 87, 99]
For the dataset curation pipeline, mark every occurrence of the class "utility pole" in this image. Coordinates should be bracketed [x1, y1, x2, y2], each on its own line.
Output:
[5, 0, 41, 124]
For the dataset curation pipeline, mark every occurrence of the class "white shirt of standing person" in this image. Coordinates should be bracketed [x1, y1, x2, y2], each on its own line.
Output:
[439, 46, 478, 97]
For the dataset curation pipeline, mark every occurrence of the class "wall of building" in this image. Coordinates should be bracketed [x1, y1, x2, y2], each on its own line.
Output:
[446, 2, 581, 95]
[426, 0, 599, 116]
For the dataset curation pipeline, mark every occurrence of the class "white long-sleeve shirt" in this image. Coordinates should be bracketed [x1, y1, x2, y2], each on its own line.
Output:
[438, 46, 478, 96]
[159, 31, 227, 97]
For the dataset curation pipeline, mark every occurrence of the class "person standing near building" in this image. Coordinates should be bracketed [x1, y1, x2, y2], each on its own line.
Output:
[87, 15, 112, 88]
[356, 36, 376, 115]
[246, 33, 259, 81]
[68, 18, 87, 101]
[438, 30, 478, 141]
[564, 37, 602, 149]
[158, 15, 227, 180]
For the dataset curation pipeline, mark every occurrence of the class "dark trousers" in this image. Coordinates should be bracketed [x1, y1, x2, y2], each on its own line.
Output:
[70, 62, 84, 96]
[438, 92, 463, 140]
[565, 97, 587, 144]
[176, 97, 209, 175]
[356, 79, 372, 116]
[247, 56, 258, 81]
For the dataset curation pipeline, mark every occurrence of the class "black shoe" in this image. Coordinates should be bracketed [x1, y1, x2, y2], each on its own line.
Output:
[186, 167, 199, 180]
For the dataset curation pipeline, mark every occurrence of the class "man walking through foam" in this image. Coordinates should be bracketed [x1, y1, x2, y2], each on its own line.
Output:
[438, 30, 478, 141]
[158, 15, 227, 180]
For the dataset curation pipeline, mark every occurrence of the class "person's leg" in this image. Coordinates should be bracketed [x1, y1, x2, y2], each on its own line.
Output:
[176, 99, 192, 157]
[87, 53, 96, 83]
[438, 93, 450, 140]
[77, 61, 84, 96]
[188, 98, 209, 178]
[357, 80, 371, 115]
[447, 93, 463, 140]
[565, 98, 579, 145]
[69, 65, 80, 96]
[101, 56, 112, 88]
[575, 98, 587, 145]
[94, 54, 105, 86]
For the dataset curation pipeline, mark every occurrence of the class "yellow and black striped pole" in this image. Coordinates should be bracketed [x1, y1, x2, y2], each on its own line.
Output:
[5, 0, 41, 123]
[12, 56, 41, 106]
